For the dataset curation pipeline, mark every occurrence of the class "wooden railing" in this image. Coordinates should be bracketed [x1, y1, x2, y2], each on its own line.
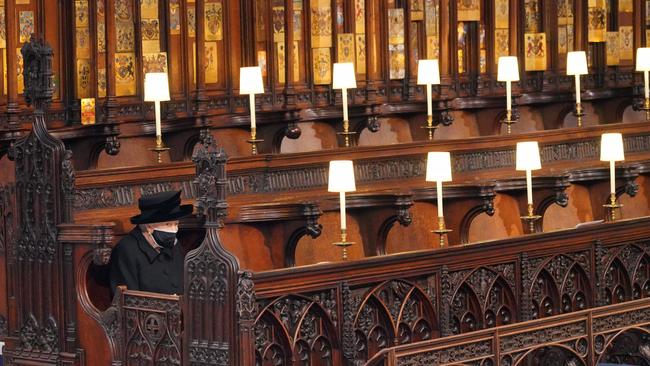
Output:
[366, 297, 650, 366]
[249, 217, 650, 365]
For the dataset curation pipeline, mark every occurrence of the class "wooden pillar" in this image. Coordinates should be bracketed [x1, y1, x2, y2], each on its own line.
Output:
[104, 0, 118, 122]
[6, 0, 19, 126]
[194, 0, 207, 117]
[284, 0, 296, 107]
[365, 0, 382, 101]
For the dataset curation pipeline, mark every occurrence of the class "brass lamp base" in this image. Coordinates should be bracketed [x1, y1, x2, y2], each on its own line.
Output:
[148, 136, 170, 164]
[247, 127, 264, 155]
[574, 103, 585, 127]
[333, 228, 354, 261]
[500, 110, 517, 134]
[337, 120, 357, 147]
[422, 115, 437, 140]
[520, 203, 542, 234]
[603, 193, 623, 222]
[431, 216, 452, 247]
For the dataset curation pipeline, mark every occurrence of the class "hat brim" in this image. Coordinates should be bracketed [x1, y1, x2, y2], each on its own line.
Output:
[130, 204, 193, 225]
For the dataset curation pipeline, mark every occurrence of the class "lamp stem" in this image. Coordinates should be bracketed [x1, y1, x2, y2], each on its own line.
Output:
[436, 180, 443, 217]
[426, 83, 432, 117]
[506, 80, 512, 111]
[154, 100, 161, 138]
[339, 191, 346, 230]
[575, 74, 581, 105]
[526, 169, 533, 205]
[609, 160, 616, 195]
[342, 88, 349, 122]
[644, 70, 649, 99]
[249, 93, 256, 129]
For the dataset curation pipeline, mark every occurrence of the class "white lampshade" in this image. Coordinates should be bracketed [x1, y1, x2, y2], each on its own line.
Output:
[239, 66, 264, 95]
[144, 72, 170, 102]
[636, 48, 650, 71]
[332, 63, 357, 89]
[417, 59, 441, 85]
[600, 133, 625, 162]
[497, 56, 520, 82]
[425, 152, 452, 182]
[328, 160, 356, 192]
[516, 141, 542, 171]
[566, 51, 588, 75]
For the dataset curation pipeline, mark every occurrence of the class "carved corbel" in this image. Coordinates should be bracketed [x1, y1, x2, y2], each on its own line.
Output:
[459, 186, 496, 245]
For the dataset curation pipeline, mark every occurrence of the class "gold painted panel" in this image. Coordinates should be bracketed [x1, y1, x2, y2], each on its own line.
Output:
[204, 41, 218, 83]
[606, 32, 620, 65]
[311, 0, 332, 48]
[356, 34, 366, 74]
[115, 52, 136, 96]
[77, 59, 92, 98]
[337, 33, 354, 63]
[205, 2, 223, 41]
[619, 26, 633, 60]
[458, 0, 480, 21]
[312, 47, 331, 85]
[143, 52, 168, 73]
[524, 32, 547, 71]
[388, 8, 404, 45]
[389, 44, 405, 79]
[140, 0, 158, 19]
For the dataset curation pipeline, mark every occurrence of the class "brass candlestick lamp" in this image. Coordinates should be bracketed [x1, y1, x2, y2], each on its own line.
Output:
[426, 151, 453, 247]
[497, 56, 520, 134]
[328, 160, 356, 260]
[240, 66, 265, 155]
[516, 141, 542, 234]
[144, 72, 171, 163]
[567, 51, 588, 127]
[333, 63, 357, 147]
[417, 59, 441, 140]
[600, 133, 625, 222]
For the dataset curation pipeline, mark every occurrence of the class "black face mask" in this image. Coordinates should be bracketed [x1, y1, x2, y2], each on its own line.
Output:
[152, 230, 177, 249]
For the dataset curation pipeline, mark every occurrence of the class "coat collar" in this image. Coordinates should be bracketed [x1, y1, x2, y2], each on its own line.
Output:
[130, 228, 162, 264]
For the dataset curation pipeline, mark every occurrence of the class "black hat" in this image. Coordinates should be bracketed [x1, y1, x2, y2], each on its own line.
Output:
[130, 190, 193, 224]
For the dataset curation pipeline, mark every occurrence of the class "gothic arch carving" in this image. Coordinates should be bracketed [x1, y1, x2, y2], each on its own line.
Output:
[254, 294, 340, 366]
[528, 253, 593, 319]
[597, 327, 650, 366]
[513, 344, 586, 366]
[449, 265, 517, 334]
[601, 243, 650, 304]
[353, 279, 438, 362]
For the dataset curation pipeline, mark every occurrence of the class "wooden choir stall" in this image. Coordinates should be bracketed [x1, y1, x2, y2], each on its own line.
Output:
[1, 0, 650, 365]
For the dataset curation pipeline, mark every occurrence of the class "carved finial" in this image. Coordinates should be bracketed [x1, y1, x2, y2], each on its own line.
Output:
[20, 36, 54, 110]
[192, 140, 228, 226]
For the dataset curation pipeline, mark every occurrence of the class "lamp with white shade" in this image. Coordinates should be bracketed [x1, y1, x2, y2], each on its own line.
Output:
[328, 160, 356, 260]
[417, 60, 441, 140]
[516, 141, 542, 233]
[497, 56, 520, 134]
[332, 63, 357, 147]
[566, 51, 588, 127]
[600, 133, 625, 221]
[636, 47, 650, 120]
[426, 151, 453, 247]
[239, 66, 265, 154]
[144, 72, 171, 163]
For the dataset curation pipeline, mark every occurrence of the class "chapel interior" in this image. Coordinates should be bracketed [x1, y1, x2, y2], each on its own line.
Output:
[0, 0, 650, 365]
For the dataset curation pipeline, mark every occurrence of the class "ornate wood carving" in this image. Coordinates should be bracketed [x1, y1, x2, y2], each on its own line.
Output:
[448, 264, 517, 334]
[600, 241, 650, 305]
[3, 37, 77, 364]
[184, 140, 241, 365]
[73, 131, 650, 211]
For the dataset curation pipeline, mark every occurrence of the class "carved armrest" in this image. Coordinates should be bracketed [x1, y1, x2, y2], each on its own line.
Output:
[57, 223, 115, 265]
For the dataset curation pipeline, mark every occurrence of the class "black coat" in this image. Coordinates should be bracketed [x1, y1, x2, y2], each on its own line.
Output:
[109, 228, 184, 295]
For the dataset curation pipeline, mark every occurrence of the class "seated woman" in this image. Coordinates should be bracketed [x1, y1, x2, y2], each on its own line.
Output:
[109, 190, 192, 295]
